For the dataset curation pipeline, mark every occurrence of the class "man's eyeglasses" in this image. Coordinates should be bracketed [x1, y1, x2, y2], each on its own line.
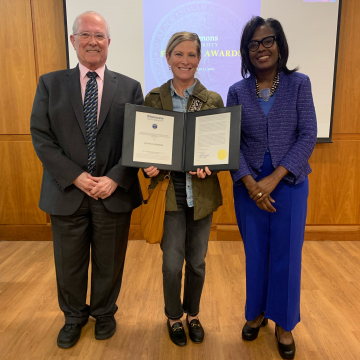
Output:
[246, 36, 276, 52]
[74, 32, 107, 41]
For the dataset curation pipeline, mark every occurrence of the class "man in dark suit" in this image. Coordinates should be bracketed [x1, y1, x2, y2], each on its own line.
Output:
[30, 11, 143, 348]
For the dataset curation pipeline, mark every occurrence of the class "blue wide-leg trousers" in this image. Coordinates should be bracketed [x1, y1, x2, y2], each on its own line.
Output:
[233, 154, 309, 331]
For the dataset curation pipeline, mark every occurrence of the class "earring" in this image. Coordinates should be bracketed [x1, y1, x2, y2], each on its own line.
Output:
[168, 66, 171, 70]
[278, 53, 281, 60]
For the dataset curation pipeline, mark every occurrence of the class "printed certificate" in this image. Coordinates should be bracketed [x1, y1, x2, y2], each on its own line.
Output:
[133, 112, 174, 165]
[193, 113, 231, 166]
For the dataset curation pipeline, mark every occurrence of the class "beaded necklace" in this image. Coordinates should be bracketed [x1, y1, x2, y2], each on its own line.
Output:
[255, 72, 280, 102]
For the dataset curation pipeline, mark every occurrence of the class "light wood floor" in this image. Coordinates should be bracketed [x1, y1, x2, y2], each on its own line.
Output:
[0, 241, 360, 360]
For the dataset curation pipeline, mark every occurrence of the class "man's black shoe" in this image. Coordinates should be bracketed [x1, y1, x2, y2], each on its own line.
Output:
[167, 320, 187, 347]
[57, 320, 88, 349]
[186, 316, 205, 343]
[95, 316, 116, 340]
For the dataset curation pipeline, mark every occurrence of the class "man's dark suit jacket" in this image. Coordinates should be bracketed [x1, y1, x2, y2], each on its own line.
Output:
[30, 65, 144, 216]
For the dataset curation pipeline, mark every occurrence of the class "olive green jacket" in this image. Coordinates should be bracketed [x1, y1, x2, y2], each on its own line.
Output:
[143, 79, 224, 220]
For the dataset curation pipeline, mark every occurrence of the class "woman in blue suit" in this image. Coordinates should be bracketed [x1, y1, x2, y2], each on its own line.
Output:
[227, 17, 317, 359]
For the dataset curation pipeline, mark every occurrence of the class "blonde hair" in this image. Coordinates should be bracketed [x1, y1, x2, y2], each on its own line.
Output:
[166, 32, 201, 58]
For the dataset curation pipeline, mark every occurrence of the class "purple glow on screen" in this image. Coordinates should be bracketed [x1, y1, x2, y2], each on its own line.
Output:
[143, 0, 261, 103]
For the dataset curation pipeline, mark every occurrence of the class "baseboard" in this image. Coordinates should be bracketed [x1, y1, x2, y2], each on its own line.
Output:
[304, 225, 360, 241]
[214, 225, 360, 241]
[0, 225, 53, 241]
[1, 224, 359, 241]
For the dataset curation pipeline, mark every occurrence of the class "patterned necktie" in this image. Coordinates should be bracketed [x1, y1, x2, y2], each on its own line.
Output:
[84, 71, 98, 174]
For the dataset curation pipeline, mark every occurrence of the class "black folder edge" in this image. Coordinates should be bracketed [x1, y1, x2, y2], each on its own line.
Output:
[121, 104, 241, 172]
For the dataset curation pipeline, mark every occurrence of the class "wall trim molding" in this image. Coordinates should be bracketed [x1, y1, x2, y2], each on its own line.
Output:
[0, 225, 52, 241]
[332, 134, 360, 140]
[0, 135, 33, 141]
[1, 224, 359, 241]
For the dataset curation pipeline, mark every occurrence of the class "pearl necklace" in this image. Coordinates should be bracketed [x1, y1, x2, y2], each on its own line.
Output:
[255, 72, 280, 101]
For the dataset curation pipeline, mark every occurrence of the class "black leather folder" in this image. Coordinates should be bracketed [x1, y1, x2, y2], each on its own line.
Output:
[121, 104, 241, 172]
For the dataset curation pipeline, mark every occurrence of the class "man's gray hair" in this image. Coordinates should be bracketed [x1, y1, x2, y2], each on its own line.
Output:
[72, 11, 111, 38]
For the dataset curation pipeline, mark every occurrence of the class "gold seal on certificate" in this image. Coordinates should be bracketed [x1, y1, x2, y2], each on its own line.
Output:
[121, 104, 241, 172]
[217, 149, 227, 160]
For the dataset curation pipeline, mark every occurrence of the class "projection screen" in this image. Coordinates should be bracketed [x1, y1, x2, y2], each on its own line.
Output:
[64, 0, 342, 142]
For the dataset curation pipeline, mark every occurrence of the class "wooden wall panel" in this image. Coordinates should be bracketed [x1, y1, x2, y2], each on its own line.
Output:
[31, 0, 67, 77]
[307, 144, 338, 224]
[308, 141, 360, 225]
[332, 0, 360, 134]
[0, 141, 46, 224]
[0, 0, 37, 135]
[335, 141, 360, 224]
[213, 171, 237, 224]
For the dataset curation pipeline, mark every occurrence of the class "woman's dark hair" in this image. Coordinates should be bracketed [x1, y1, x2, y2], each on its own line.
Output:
[240, 16, 298, 78]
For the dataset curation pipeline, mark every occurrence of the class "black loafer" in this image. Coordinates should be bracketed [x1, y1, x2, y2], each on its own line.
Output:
[57, 320, 88, 348]
[167, 320, 187, 347]
[242, 315, 268, 341]
[95, 316, 116, 340]
[186, 316, 205, 343]
[275, 325, 296, 359]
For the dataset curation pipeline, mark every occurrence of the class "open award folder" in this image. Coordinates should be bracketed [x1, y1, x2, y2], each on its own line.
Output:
[121, 104, 241, 172]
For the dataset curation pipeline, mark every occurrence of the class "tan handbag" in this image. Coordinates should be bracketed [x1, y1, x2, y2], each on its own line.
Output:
[140, 172, 171, 244]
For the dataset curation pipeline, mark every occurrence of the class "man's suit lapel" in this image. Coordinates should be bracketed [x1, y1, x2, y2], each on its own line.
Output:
[64, 66, 87, 139]
[98, 68, 118, 133]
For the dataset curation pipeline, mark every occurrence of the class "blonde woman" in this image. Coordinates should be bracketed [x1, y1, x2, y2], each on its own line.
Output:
[143, 32, 223, 346]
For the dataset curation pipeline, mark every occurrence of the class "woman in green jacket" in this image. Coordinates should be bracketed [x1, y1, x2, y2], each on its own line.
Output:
[143, 32, 223, 347]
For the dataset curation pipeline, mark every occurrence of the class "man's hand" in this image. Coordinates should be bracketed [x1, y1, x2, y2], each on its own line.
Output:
[73, 172, 99, 199]
[88, 175, 119, 200]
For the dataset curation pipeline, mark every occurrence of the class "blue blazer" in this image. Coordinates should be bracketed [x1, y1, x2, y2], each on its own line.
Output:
[227, 72, 317, 185]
